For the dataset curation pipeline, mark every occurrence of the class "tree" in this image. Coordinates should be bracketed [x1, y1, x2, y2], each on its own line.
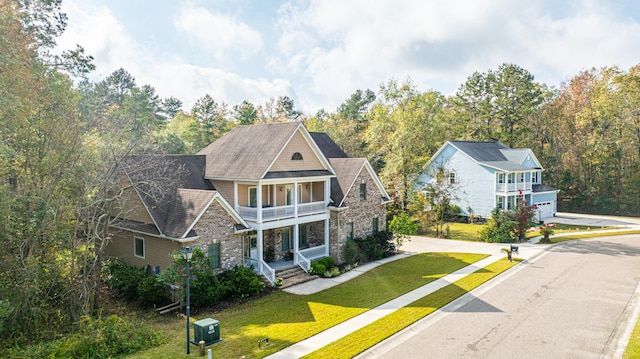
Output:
[190, 94, 230, 148]
[420, 166, 461, 237]
[232, 100, 258, 125]
[161, 96, 182, 120]
[365, 78, 447, 211]
[452, 63, 545, 147]
[480, 191, 535, 243]
[388, 211, 417, 251]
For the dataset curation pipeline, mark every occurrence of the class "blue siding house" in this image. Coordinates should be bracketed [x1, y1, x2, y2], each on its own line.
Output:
[418, 141, 559, 220]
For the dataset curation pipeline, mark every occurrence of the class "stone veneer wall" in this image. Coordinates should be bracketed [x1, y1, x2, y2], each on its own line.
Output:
[191, 200, 244, 272]
[329, 170, 387, 264]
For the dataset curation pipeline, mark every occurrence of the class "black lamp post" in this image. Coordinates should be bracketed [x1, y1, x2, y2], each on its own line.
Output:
[181, 247, 194, 354]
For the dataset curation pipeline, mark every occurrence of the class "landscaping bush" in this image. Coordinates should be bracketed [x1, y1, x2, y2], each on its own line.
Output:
[189, 270, 227, 308]
[354, 231, 395, 261]
[102, 258, 146, 301]
[310, 262, 326, 276]
[137, 273, 170, 307]
[217, 265, 265, 300]
[344, 240, 363, 265]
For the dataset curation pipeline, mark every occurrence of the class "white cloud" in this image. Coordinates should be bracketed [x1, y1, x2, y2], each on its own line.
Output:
[173, 3, 263, 62]
[274, 0, 640, 109]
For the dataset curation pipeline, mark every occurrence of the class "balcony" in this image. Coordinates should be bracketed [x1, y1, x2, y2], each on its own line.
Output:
[237, 200, 326, 222]
[496, 182, 533, 193]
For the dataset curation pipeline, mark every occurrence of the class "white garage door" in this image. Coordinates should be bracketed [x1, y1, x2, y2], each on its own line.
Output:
[536, 202, 555, 219]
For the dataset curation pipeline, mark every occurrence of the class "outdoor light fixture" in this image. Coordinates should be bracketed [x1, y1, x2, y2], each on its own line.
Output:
[181, 246, 194, 354]
[279, 186, 283, 191]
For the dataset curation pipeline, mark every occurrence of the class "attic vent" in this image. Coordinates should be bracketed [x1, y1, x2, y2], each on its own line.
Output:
[292, 152, 303, 160]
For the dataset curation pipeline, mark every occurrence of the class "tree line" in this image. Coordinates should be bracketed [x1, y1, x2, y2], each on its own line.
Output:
[1, 0, 638, 347]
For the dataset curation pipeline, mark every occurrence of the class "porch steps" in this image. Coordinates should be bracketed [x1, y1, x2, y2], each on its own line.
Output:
[274, 266, 315, 289]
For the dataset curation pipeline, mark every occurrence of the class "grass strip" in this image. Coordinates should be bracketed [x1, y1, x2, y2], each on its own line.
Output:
[303, 257, 519, 359]
[623, 314, 640, 359]
[129, 252, 488, 359]
[545, 230, 640, 244]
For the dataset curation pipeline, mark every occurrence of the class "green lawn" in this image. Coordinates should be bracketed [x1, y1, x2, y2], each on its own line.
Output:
[303, 257, 519, 359]
[541, 230, 640, 244]
[129, 252, 488, 358]
[624, 315, 640, 359]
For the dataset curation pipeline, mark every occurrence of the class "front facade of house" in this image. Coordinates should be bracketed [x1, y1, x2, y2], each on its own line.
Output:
[418, 141, 558, 220]
[105, 122, 390, 285]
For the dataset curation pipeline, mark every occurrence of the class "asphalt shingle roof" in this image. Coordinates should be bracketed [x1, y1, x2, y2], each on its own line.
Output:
[449, 141, 537, 171]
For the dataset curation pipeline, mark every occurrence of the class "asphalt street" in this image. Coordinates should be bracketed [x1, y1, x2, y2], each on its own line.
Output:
[361, 234, 640, 359]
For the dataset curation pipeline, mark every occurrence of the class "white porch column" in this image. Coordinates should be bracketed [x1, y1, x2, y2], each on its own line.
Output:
[257, 230, 264, 272]
[293, 182, 299, 217]
[257, 183, 263, 223]
[324, 219, 330, 257]
[293, 224, 299, 264]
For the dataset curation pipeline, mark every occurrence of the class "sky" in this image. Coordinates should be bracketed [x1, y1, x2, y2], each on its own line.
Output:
[56, 0, 640, 114]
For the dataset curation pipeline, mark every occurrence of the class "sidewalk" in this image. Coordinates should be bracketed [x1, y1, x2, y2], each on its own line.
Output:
[268, 243, 546, 359]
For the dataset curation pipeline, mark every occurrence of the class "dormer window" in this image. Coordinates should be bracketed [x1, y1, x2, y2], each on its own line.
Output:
[292, 152, 303, 160]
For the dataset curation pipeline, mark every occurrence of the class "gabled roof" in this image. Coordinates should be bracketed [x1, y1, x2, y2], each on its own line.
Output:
[121, 155, 248, 239]
[329, 158, 391, 207]
[444, 141, 541, 172]
[197, 122, 334, 180]
[310, 132, 349, 158]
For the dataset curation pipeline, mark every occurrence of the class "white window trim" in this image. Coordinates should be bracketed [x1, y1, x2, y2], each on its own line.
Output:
[134, 236, 145, 259]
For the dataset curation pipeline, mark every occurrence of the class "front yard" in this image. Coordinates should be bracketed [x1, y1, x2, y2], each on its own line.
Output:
[129, 252, 488, 358]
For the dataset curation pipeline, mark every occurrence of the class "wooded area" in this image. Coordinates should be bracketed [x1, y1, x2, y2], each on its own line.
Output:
[1, 0, 639, 346]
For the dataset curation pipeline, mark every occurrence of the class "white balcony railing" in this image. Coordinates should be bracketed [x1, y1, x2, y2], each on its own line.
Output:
[496, 182, 532, 193]
[237, 201, 326, 222]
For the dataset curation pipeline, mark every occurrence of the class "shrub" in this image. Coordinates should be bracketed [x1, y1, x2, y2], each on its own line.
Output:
[354, 231, 395, 261]
[102, 259, 146, 301]
[344, 240, 362, 265]
[218, 265, 265, 299]
[189, 270, 227, 308]
[310, 262, 326, 276]
[137, 274, 170, 307]
[7, 314, 164, 358]
[323, 267, 341, 278]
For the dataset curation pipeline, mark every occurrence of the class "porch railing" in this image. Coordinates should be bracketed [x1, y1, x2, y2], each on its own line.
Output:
[496, 182, 532, 193]
[298, 201, 326, 215]
[300, 245, 327, 261]
[237, 200, 327, 222]
[259, 259, 275, 286]
[244, 257, 275, 286]
[294, 251, 310, 272]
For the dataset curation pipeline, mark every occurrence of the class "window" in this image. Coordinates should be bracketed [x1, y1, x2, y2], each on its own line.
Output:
[346, 222, 354, 241]
[292, 152, 303, 160]
[507, 196, 516, 210]
[372, 217, 379, 234]
[281, 227, 292, 251]
[360, 183, 367, 201]
[532, 171, 539, 184]
[299, 224, 308, 248]
[285, 185, 293, 205]
[208, 243, 221, 269]
[449, 172, 456, 184]
[507, 173, 515, 183]
[249, 187, 257, 207]
[134, 236, 145, 258]
[498, 173, 505, 184]
[496, 196, 504, 209]
[519, 173, 525, 183]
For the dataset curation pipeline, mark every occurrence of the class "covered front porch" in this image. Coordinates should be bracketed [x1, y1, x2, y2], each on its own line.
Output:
[243, 220, 329, 285]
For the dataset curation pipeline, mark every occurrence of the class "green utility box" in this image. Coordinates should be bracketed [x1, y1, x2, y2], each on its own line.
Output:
[193, 318, 220, 345]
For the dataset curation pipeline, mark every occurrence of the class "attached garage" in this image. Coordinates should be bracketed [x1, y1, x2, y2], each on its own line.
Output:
[535, 201, 555, 219]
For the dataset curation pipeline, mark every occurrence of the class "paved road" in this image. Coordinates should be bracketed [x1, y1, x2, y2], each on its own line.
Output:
[362, 235, 640, 359]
